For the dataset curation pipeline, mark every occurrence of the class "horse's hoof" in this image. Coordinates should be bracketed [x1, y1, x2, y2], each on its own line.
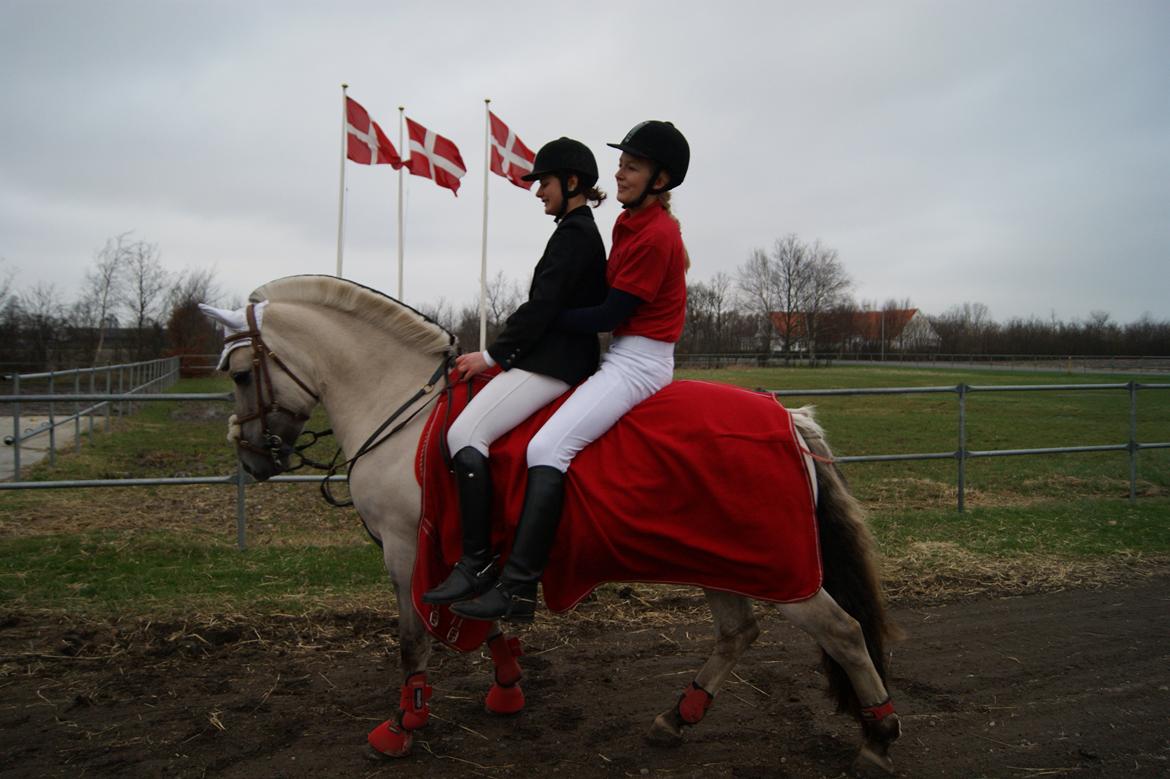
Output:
[646, 712, 684, 747]
[851, 745, 894, 777]
[485, 682, 525, 715]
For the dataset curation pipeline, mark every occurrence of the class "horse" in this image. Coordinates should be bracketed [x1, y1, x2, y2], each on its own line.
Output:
[201, 274, 902, 776]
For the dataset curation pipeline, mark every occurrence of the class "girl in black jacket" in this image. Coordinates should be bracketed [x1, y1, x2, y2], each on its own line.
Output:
[423, 137, 607, 606]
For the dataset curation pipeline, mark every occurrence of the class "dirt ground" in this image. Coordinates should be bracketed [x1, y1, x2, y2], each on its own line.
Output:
[1, 576, 1168, 779]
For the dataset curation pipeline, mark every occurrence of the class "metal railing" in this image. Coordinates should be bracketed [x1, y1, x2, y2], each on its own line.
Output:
[773, 382, 1170, 512]
[3, 358, 181, 478]
[676, 352, 1170, 373]
[1, 380, 1167, 550]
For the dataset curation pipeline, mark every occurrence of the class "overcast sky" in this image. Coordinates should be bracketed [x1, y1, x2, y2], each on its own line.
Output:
[2, 0, 1167, 324]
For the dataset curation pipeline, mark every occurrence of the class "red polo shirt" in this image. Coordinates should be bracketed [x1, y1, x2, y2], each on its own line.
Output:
[607, 201, 687, 342]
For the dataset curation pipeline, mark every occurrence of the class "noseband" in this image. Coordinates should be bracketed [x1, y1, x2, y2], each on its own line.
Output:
[225, 304, 321, 468]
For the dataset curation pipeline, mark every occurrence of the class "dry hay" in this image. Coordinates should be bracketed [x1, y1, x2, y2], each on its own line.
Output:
[883, 541, 1170, 603]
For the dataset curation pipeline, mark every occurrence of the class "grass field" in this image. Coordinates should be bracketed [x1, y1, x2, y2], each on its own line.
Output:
[2, 365, 1167, 617]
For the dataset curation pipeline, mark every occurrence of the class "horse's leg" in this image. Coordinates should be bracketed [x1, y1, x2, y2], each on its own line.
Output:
[367, 541, 434, 758]
[776, 589, 900, 776]
[647, 588, 759, 746]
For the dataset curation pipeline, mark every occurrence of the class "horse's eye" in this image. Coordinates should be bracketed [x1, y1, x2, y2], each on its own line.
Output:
[230, 370, 251, 386]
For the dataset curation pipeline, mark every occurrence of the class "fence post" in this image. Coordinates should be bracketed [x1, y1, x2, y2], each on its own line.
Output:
[47, 371, 56, 467]
[76, 370, 84, 451]
[1128, 381, 1138, 504]
[105, 368, 112, 431]
[236, 461, 248, 550]
[956, 383, 967, 513]
[88, 369, 96, 440]
[118, 366, 125, 418]
[12, 374, 21, 481]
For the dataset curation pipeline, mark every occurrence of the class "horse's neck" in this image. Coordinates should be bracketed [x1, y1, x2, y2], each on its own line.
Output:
[269, 303, 446, 460]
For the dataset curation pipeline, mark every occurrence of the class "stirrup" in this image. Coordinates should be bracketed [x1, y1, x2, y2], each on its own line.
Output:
[451, 581, 538, 622]
[421, 557, 497, 605]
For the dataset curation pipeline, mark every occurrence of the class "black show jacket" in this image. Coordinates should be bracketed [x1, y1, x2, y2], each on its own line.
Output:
[486, 205, 607, 385]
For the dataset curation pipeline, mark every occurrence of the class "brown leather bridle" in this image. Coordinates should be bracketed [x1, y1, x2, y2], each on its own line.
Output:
[224, 303, 321, 467]
[224, 301, 455, 506]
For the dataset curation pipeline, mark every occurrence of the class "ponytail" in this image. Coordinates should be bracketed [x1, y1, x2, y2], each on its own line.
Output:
[586, 186, 607, 208]
[657, 191, 691, 272]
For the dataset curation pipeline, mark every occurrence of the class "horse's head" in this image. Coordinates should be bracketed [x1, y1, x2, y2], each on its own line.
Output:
[201, 302, 320, 481]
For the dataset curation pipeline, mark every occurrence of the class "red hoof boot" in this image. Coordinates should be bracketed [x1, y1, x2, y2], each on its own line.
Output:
[485, 681, 525, 715]
[367, 720, 412, 758]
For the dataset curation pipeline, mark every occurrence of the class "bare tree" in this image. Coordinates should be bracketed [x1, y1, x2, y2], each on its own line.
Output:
[771, 234, 812, 359]
[120, 240, 170, 359]
[736, 247, 779, 352]
[165, 267, 224, 376]
[20, 282, 65, 368]
[801, 241, 852, 365]
[80, 233, 130, 365]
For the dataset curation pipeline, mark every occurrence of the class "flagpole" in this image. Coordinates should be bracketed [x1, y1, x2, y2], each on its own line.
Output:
[336, 83, 349, 278]
[479, 99, 491, 351]
[397, 105, 405, 300]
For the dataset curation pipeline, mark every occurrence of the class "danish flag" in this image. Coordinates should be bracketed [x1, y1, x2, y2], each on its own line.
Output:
[488, 112, 535, 190]
[404, 117, 467, 196]
[345, 97, 402, 168]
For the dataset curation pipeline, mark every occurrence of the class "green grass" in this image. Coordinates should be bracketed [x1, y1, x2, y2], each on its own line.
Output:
[0, 531, 389, 613]
[2, 367, 1168, 617]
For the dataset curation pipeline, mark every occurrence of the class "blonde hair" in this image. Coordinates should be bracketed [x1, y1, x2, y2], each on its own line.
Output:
[657, 191, 691, 271]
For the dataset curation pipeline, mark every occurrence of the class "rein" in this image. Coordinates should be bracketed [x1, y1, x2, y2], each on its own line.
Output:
[318, 357, 451, 507]
[227, 302, 453, 507]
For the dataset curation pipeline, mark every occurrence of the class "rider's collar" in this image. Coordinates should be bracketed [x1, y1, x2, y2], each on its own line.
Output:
[199, 300, 269, 370]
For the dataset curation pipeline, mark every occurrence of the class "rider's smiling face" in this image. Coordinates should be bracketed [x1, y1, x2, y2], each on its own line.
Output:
[536, 175, 564, 217]
[614, 153, 667, 208]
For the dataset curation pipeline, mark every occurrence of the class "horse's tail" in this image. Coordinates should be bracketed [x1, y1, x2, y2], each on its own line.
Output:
[790, 405, 899, 715]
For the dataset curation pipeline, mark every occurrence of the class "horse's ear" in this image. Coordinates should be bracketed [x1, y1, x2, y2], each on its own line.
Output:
[199, 303, 247, 331]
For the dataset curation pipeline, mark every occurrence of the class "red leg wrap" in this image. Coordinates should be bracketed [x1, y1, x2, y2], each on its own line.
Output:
[367, 720, 413, 758]
[488, 633, 523, 687]
[860, 698, 896, 722]
[485, 633, 525, 715]
[397, 672, 433, 731]
[678, 681, 714, 724]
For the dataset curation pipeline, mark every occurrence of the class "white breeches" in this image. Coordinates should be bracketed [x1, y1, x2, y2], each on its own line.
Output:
[447, 368, 570, 457]
[527, 335, 674, 472]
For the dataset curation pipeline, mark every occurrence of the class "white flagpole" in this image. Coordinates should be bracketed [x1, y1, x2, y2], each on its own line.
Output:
[336, 83, 349, 278]
[397, 105, 405, 300]
[479, 99, 491, 351]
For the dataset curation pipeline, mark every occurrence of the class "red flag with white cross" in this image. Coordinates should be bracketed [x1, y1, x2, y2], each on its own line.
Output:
[404, 117, 467, 196]
[488, 112, 535, 190]
[345, 97, 402, 168]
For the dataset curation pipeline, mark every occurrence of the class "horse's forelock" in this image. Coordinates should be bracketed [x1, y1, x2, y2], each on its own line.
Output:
[251, 275, 453, 354]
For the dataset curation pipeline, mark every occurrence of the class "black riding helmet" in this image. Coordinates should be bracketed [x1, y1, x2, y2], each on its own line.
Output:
[521, 137, 599, 220]
[607, 120, 689, 209]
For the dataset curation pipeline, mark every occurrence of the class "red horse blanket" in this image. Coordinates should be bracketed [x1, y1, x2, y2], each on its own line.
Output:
[411, 375, 822, 652]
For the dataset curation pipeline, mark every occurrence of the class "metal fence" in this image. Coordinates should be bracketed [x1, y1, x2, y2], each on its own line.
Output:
[3, 357, 181, 477]
[676, 352, 1170, 373]
[774, 382, 1170, 512]
[1, 379, 1168, 549]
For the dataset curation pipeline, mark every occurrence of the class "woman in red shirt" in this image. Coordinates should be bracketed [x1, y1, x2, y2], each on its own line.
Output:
[454, 121, 689, 623]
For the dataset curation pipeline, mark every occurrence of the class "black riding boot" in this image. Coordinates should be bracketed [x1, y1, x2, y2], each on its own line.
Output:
[451, 465, 564, 623]
[422, 447, 498, 604]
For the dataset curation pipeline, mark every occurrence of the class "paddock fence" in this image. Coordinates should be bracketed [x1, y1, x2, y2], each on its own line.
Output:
[1, 379, 1168, 549]
[3, 357, 181, 476]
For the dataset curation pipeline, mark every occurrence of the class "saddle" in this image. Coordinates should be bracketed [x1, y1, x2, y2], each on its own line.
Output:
[411, 374, 822, 651]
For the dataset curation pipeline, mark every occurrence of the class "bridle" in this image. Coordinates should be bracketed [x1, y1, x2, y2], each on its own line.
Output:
[224, 304, 325, 470]
[226, 302, 454, 506]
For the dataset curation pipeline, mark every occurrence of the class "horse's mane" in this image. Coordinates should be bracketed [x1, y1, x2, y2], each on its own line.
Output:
[251, 275, 454, 355]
